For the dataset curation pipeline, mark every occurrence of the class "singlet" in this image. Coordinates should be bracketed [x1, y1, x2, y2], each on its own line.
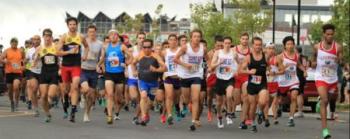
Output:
[164, 48, 179, 77]
[62, 33, 82, 66]
[267, 56, 279, 83]
[177, 43, 204, 79]
[215, 49, 237, 80]
[279, 52, 299, 87]
[248, 53, 267, 86]
[127, 46, 140, 79]
[26, 47, 41, 74]
[315, 41, 338, 84]
[4, 48, 23, 74]
[39, 45, 59, 72]
[81, 39, 103, 70]
[138, 53, 160, 82]
[235, 45, 250, 77]
[105, 43, 125, 73]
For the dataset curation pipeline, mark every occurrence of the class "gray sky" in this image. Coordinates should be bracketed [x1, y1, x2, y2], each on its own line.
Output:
[0, 0, 333, 47]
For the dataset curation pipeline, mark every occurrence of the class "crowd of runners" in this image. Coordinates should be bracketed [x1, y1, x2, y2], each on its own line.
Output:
[0, 17, 347, 139]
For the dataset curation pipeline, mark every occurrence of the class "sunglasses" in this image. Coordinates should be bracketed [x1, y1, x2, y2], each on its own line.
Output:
[143, 46, 152, 49]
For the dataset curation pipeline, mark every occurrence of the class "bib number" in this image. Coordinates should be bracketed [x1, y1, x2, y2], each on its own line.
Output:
[321, 67, 335, 77]
[168, 63, 176, 72]
[110, 57, 120, 67]
[219, 66, 231, 75]
[12, 63, 20, 70]
[190, 64, 199, 73]
[251, 75, 262, 85]
[44, 56, 55, 64]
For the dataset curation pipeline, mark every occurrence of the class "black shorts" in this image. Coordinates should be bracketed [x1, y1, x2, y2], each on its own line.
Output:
[5, 73, 22, 84]
[80, 70, 98, 88]
[40, 71, 59, 85]
[201, 79, 207, 92]
[215, 78, 234, 96]
[24, 69, 31, 79]
[27, 71, 40, 81]
[180, 77, 202, 88]
[164, 77, 181, 90]
[247, 83, 267, 95]
[105, 72, 125, 84]
[158, 80, 165, 90]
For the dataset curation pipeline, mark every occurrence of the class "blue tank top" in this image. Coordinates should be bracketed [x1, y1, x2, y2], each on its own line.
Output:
[105, 43, 125, 73]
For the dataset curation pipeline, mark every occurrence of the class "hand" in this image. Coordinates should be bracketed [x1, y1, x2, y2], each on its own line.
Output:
[96, 66, 102, 73]
[184, 63, 192, 70]
[249, 69, 257, 75]
[304, 71, 308, 77]
[82, 56, 87, 61]
[132, 71, 138, 77]
[150, 65, 157, 72]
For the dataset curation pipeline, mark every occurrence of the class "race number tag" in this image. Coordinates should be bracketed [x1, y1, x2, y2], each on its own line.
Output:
[321, 67, 335, 77]
[168, 63, 176, 72]
[110, 57, 120, 67]
[219, 66, 231, 75]
[11, 63, 20, 70]
[190, 64, 199, 73]
[44, 56, 55, 64]
[251, 75, 262, 85]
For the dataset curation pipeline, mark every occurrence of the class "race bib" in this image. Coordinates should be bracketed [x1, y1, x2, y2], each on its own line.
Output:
[110, 57, 120, 67]
[168, 63, 176, 72]
[219, 66, 231, 75]
[190, 64, 199, 73]
[68, 45, 77, 50]
[44, 56, 55, 64]
[251, 75, 262, 85]
[321, 67, 335, 77]
[12, 63, 20, 70]
[285, 71, 293, 80]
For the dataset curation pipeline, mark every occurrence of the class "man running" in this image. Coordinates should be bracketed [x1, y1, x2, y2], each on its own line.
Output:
[98, 30, 131, 125]
[174, 29, 208, 131]
[57, 17, 89, 122]
[131, 39, 166, 126]
[277, 36, 306, 127]
[1, 38, 24, 112]
[210, 36, 237, 128]
[33, 29, 59, 122]
[234, 33, 251, 129]
[312, 24, 342, 139]
[80, 25, 103, 122]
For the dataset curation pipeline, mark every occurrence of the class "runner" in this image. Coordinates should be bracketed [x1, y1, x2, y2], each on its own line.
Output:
[57, 17, 90, 123]
[127, 32, 145, 124]
[312, 24, 342, 139]
[131, 39, 166, 126]
[25, 35, 41, 117]
[210, 36, 237, 128]
[277, 36, 307, 127]
[1, 38, 24, 112]
[174, 29, 208, 131]
[98, 29, 131, 125]
[239, 37, 268, 132]
[295, 47, 308, 118]
[206, 35, 223, 122]
[33, 29, 59, 122]
[161, 34, 181, 125]
[234, 33, 251, 129]
[265, 42, 284, 125]
[154, 43, 166, 124]
[80, 25, 103, 122]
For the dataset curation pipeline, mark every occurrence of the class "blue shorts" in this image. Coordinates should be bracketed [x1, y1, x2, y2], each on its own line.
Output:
[138, 80, 158, 101]
[127, 78, 138, 87]
[80, 70, 98, 88]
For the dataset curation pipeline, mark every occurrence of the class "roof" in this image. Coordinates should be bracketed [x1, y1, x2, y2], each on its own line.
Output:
[223, 4, 331, 11]
[93, 11, 112, 22]
[115, 12, 131, 22]
[77, 11, 91, 21]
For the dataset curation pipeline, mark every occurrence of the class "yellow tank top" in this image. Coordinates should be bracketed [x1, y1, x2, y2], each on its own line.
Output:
[64, 33, 82, 45]
[39, 45, 57, 57]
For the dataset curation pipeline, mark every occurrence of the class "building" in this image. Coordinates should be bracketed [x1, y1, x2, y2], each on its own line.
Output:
[66, 11, 191, 41]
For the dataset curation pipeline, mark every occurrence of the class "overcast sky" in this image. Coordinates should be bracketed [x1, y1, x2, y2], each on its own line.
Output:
[0, 0, 333, 47]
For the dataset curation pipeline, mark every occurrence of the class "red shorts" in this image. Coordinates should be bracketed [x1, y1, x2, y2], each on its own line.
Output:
[206, 73, 217, 88]
[61, 66, 81, 83]
[234, 74, 248, 89]
[278, 84, 299, 94]
[268, 82, 278, 95]
[315, 80, 337, 93]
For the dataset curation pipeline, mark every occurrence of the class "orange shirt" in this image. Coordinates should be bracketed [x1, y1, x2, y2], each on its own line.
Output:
[4, 48, 23, 74]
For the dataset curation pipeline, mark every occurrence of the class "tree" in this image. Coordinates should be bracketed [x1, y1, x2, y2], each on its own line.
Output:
[190, 0, 272, 49]
[308, 19, 324, 45]
[132, 13, 144, 32]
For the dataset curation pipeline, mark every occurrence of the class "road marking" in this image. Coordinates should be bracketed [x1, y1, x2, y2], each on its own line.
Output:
[0, 108, 34, 118]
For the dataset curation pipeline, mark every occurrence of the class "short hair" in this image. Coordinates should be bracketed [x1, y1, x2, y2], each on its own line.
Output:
[223, 36, 232, 42]
[200, 39, 207, 44]
[178, 35, 187, 42]
[240, 32, 249, 38]
[103, 36, 109, 41]
[53, 38, 59, 42]
[190, 29, 203, 38]
[214, 35, 224, 42]
[136, 32, 146, 38]
[168, 34, 177, 40]
[143, 39, 153, 46]
[162, 41, 169, 47]
[252, 36, 262, 44]
[42, 28, 52, 36]
[282, 36, 295, 46]
[88, 24, 97, 31]
[322, 23, 335, 33]
[65, 17, 78, 25]
[296, 46, 302, 53]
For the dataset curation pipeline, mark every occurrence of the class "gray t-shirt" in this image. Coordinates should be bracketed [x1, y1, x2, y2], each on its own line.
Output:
[81, 39, 103, 70]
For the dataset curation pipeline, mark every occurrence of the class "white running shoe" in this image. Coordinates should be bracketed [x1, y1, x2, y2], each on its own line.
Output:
[217, 118, 224, 129]
[83, 112, 90, 122]
[226, 116, 233, 125]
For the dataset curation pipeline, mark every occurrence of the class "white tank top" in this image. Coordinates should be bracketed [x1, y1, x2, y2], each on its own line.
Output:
[215, 49, 237, 80]
[279, 53, 299, 87]
[127, 46, 140, 79]
[178, 43, 204, 79]
[164, 48, 179, 77]
[267, 56, 279, 83]
[26, 47, 42, 74]
[315, 41, 338, 84]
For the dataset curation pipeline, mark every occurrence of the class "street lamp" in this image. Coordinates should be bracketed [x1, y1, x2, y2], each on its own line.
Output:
[272, 0, 275, 43]
[297, 0, 301, 45]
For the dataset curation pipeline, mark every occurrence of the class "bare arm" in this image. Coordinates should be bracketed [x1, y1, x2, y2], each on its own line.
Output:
[238, 55, 255, 75]
[152, 53, 166, 73]
[97, 45, 106, 73]
[174, 45, 190, 69]
[311, 44, 318, 68]
[57, 35, 72, 56]
[0, 49, 7, 64]
[81, 35, 89, 61]
[336, 42, 343, 65]
[209, 51, 220, 72]
[122, 44, 132, 67]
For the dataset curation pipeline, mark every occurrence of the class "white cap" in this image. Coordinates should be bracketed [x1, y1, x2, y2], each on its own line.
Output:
[265, 42, 275, 48]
